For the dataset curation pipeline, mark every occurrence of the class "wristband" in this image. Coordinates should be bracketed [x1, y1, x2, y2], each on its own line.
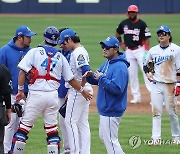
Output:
[18, 85, 24, 91]
[78, 86, 84, 93]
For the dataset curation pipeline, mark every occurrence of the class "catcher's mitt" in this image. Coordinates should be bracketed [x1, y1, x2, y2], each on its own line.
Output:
[147, 60, 155, 75]
[12, 102, 23, 117]
[59, 99, 67, 118]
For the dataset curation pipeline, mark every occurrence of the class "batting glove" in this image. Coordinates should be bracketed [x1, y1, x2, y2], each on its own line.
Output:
[174, 82, 180, 96]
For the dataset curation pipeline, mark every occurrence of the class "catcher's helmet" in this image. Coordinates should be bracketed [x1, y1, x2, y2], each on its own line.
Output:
[127, 5, 139, 12]
[44, 26, 59, 45]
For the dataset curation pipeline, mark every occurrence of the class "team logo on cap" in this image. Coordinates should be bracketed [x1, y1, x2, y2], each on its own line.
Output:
[27, 27, 31, 32]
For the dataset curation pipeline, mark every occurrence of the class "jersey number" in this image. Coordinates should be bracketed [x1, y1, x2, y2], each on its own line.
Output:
[41, 58, 57, 71]
[132, 35, 139, 41]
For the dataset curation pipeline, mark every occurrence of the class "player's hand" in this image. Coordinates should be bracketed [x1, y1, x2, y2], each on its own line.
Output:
[6, 108, 11, 124]
[81, 89, 93, 101]
[94, 71, 103, 80]
[82, 71, 93, 78]
[16, 90, 25, 102]
[146, 72, 153, 82]
[174, 84, 180, 96]
[81, 71, 93, 86]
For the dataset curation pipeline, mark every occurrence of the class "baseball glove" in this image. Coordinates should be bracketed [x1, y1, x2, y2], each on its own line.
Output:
[12, 102, 23, 117]
[147, 60, 155, 75]
[59, 99, 67, 118]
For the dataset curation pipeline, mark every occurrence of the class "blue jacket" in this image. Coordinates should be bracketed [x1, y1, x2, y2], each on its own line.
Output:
[58, 50, 72, 98]
[0, 38, 30, 94]
[87, 52, 130, 117]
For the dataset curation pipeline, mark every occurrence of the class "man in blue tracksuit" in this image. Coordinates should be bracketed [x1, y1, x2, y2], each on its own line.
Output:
[0, 25, 36, 153]
[85, 36, 130, 154]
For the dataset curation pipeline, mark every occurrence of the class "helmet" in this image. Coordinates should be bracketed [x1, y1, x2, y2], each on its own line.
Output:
[157, 25, 171, 33]
[44, 26, 59, 45]
[127, 5, 139, 13]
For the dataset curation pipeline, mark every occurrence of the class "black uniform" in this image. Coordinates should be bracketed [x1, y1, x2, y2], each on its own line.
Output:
[0, 64, 12, 154]
[116, 18, 151, 49]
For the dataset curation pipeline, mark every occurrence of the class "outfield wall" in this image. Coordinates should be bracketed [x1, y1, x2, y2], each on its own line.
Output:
[0, 0, 180, 14]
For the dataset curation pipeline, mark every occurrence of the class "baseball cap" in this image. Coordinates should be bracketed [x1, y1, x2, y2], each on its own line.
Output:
[100, 36, 119, 48]
[58, 29, 77, 45]
[157, 25, 171, 33]
[15, 26, 36, 37]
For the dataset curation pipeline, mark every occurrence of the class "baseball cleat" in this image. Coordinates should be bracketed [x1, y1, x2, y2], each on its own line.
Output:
[130, 99, 141, 104]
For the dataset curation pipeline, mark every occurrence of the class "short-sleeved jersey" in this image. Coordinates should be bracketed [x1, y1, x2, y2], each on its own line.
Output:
[116, 19, 151, 48]
[66, 45, 90, 88]
[18, 46, 74, 91]
[144, 43, 180, 83]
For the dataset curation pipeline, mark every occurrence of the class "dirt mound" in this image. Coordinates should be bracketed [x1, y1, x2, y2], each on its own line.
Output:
[90, 85, 180, 114]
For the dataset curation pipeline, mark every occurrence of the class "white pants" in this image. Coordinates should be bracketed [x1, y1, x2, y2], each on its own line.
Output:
[58, 98, 70, 151]
[65, 86, 93, 154]
[151, 82, 180, 140]
[99, 115, 124, 154]
[4, 95, 20, 153]
[21, 90, 59, 129]
[126, 47, 151, 101]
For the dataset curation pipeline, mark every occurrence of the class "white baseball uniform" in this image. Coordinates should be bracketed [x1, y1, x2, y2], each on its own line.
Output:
[126, 46, 152, 101]
[17, 46, 74, 138]
[144, 43, 180, 141]
[65, 45, 93, 154]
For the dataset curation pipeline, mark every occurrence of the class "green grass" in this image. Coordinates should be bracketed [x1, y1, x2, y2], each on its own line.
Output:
[1, 15, 180, 153]
[1, 14, 180, 74]
[24, 113, 180, 154]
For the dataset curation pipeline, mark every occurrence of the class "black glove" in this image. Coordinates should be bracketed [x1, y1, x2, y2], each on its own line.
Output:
[59, 99, 67, 118]
[12, 102, 23, 117]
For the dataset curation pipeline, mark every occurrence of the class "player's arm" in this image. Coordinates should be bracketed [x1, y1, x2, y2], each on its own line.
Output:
[116, 24, 126, 51]
[143, 52, 153, 82]
[0, 65, 12, 123]
[16, 70, 26, 101]
[115, 32, 126, 51]
[68, 78, 93, 101]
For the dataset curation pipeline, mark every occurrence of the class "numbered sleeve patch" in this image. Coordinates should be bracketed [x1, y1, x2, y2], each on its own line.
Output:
[77, 54, 86, 66]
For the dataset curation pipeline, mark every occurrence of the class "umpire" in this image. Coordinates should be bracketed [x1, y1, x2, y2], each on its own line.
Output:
[0, 64, 12, 154]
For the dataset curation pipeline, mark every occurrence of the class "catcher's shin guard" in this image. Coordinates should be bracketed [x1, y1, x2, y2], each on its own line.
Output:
[46, 131, 61, 154]
[9, 129, 28, 154]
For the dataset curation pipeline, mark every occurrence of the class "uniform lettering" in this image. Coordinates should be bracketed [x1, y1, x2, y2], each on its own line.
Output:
[154, 55, 171, 65]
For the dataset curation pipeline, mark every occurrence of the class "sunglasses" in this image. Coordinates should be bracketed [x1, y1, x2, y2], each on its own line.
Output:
[157, 31, 168, 37]
[101, 44, 115, 50]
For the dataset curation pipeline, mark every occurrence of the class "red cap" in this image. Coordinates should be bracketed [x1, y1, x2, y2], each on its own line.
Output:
[127, 5, 139, 12]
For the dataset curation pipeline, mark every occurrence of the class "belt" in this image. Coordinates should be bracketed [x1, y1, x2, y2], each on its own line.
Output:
[128, 45, 142, 50]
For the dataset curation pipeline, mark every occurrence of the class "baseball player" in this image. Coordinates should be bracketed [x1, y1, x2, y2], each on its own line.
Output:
[8, 26, 92, 154]
[58, 28, 72, 154]
[0, 64, 12, 154]
[58, 28, 93, 154]
[0, 25, 36, 153]
[85, 36, 129, 154]
[116, 4, 152, 103]
[143, 25, 180, 145]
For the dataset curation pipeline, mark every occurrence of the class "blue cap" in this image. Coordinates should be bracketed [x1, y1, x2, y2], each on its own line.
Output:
[157, 25, 171, 33]
[15, 26, 36, 37]
[100, 36, 119, 48]
[58, 29, 77, 45]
